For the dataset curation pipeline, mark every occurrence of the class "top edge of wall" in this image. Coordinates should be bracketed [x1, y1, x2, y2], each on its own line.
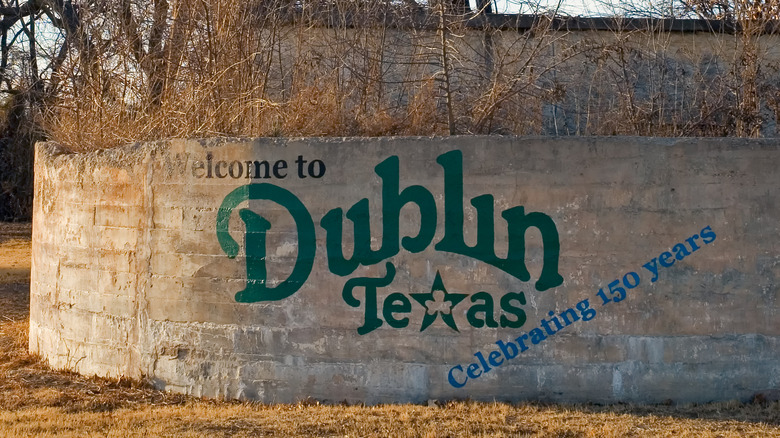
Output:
[226, 10, 780, 35]
[35, 135, 780, 157]
[464, 14, 780, 34]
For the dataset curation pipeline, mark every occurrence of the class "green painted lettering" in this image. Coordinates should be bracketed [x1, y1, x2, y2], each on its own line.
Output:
[321, 156, 437, 277]
[499, 292, 527, 328]
[383, 292, 412, 328]
[216, 184, 316, 303]
[219, 149, 564, 315]
[466, 292, 499, 328]
[342, 262, 396, 335]
[500, 206, 563, 291]
[435, 150, 563, 292]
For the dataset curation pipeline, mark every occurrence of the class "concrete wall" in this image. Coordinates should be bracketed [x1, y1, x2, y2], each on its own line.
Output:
[30, 136, 780, 404]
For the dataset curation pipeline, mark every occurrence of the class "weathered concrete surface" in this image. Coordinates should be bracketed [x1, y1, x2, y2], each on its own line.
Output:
[30, 137, 780, 404]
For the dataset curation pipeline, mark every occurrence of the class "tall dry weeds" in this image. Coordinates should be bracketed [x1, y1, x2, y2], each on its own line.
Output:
[41, 0, 780, 151]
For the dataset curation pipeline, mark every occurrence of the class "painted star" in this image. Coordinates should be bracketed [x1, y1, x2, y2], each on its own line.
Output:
[410, 271, 468, 332]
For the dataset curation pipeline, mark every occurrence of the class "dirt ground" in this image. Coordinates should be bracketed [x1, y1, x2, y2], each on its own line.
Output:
[1, 222, 780, 437]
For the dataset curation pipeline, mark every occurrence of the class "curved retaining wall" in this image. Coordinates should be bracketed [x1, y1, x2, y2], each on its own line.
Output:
[30, 137, 780, 403]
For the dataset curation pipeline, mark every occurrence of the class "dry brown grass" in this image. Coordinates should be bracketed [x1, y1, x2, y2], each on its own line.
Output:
[2, 396, 780, 437]
[2, 223, 780, 437]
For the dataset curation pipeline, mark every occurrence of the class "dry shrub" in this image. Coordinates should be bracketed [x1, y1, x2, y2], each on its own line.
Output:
[404, 78, 447, 136]
[0, 94, 38, 220]
[42, 0, 584, 147]
[37, 1, 780, 147]
[282, 83, 354, 136]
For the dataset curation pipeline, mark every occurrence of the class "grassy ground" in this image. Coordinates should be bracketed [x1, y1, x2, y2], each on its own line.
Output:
[2, 222, 780, 437]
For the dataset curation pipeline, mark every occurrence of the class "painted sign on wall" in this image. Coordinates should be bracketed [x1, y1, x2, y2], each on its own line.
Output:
[207, 145, 719, 390]
[215, 150, 562, 336]
[31, 137, 780, 404]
